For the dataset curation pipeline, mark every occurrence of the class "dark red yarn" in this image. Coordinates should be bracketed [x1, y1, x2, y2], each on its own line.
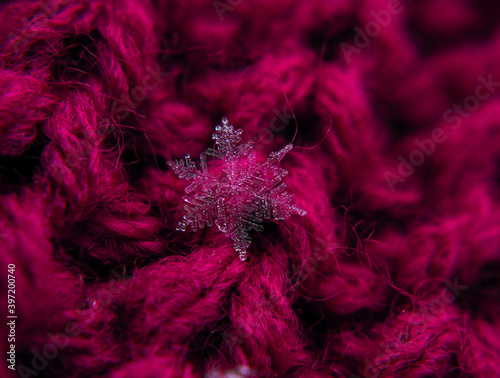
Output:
[1, 0, 500, 377]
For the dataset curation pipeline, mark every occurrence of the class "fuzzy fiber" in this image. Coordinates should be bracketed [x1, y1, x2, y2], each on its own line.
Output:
[1, 0, 500, 377]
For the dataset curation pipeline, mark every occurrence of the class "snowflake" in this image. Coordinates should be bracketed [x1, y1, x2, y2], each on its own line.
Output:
[168, 118, 306, 261]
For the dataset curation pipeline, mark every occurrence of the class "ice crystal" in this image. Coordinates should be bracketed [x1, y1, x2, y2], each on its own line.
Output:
[168, 118, 306, 261]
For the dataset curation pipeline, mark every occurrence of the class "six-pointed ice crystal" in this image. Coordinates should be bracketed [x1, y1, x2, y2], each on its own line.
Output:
[167, 118, 306, 261]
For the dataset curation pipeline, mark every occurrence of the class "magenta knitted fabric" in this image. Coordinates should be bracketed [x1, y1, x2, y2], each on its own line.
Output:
[1, 0, 500, 377]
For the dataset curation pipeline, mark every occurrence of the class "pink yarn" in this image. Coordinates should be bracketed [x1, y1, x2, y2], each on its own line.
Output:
[1, 0, 500, 376]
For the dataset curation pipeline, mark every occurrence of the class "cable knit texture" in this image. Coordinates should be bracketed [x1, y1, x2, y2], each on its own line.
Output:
[1, 0, 500, 377]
